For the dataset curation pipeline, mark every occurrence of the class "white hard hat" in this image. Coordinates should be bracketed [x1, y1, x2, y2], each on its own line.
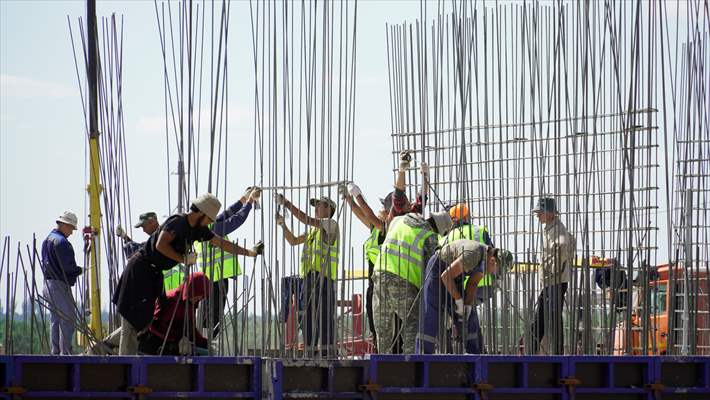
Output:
[191, 193, 221, 221]
[56, 211, 78, 229]
[430, 211, 453, 235]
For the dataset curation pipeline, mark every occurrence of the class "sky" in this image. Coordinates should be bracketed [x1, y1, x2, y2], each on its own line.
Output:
[0, 0, 700, 313]
[0, 0, 425, 309]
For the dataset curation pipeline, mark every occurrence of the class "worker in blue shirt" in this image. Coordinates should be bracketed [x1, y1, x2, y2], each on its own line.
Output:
[41, 211, 83, 355]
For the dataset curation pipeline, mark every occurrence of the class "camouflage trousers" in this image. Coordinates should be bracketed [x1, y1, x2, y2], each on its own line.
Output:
[372, 271, 420, 354]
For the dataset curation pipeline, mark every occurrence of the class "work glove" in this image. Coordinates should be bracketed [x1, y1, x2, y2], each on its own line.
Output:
[185, 252, 197, 266]
[420, 161, 429, 176]
[249, 187, 262, 202]
[252, 240, 265, 256]
[338, 183, 348, 198]
[347, 183, 362, 198]
[274, 193, 286, 206]
[275, 213, 285, 226]
[399, 150, 412, 170]
[455, 298, 465, 318]
[115, 225, 127, 239]
[178, 336, 192, 355]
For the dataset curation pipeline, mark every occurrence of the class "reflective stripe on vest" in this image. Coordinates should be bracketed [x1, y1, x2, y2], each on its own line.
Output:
[374, 216, 434, 289]
[363, 227, 380, 265]
[300, 228, 339, 279]
[444, 224, 494, 288]
[163, 264, 186, 291]
[197, 234, 242, 281]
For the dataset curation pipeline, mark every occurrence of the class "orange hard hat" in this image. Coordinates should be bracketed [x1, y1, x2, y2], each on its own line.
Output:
[449, 203, 470, 222]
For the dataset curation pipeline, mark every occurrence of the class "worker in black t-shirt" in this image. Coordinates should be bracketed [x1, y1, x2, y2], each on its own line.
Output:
[112, 193, 264, 355]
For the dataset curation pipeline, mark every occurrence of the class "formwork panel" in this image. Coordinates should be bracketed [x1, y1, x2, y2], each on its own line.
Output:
[282, 366, 328, 392]
[20, 362, 72, 392]
[79, 363, 131, 392]
[375, 361, 422, 387]
[488, 395, 560, 400]
[203, 364, 252, 392]
[146, 363, 197, 392]
[331, 365, 366, 393]
[427, 362, 471, 388]
[614, 362, 648, 388]
[573, 362, 607, 388]
[485, 362, 519, 387]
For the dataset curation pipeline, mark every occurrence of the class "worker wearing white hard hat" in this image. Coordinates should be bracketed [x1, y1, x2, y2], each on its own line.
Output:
[112, 193, 265, 355]
[41, 211, 83, 354]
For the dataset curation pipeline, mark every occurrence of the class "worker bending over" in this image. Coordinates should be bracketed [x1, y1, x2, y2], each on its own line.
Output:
[140, 272, 212, 355]
[112, 194, 263, 355]
[417, 239, 508, 354]
[276, 194, 339, 357]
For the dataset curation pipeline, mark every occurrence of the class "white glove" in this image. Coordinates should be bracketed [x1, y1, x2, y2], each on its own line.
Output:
[275, 213, 285, 226]
[399, 151, 412, 170]
[274, 193, 286, 206]
[420, 162, 429, 176]
[455, 298, 465, 318]
[178, 336, 191, 355]
[347, 183, 362, 198]
[338, 183, 348, 198]
[115, 225, 126, 239]
[185, 252, 197, 266]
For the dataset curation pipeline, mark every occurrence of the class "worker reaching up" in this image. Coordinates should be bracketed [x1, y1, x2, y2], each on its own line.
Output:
[112, 193, 264, 355]
[383, 150, 429, 220]
[372, 153, 452, 354]
[198, 186, 262, 336]
[340, 182, 387, 351]
[275, 194, 339, 357]
[115, 212, 161, 258]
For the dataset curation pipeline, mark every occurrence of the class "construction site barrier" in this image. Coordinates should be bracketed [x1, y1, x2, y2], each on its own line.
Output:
[0, 355, 708, 399]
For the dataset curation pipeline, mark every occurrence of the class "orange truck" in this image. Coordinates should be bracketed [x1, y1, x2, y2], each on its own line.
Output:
[613, 264, 709, 355]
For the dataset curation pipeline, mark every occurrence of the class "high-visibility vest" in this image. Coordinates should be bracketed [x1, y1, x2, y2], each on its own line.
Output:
[197, 235, 241, 281]
[363, 227, 381, 265]
[300, 228, 339, 279]
[163, 264, 186, 291]
[374, 216, 434, 289]
[442, 224, 494, 288]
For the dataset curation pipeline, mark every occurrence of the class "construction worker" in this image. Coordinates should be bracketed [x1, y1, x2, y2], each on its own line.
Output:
[416, 240, 511, 354]
[275, 194, 339, 357]
[340, 182, 387, 350]
[116, 212, 161, 258]
[373, 210, 452, 354]
[443, 203, 495, 295]
[530, 197, 576, 354]
[41, 211, 83, 355]
[384, 151, 429, 220]
[199, 187, 261, 336]
[112, 193, 264, 355]
[140, 272, 212, 355]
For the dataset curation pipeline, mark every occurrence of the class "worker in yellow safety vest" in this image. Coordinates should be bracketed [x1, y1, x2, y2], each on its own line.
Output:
[372, 210, 453, 354]
[276, 194, 340, 357]
[442, 203, 496, 293]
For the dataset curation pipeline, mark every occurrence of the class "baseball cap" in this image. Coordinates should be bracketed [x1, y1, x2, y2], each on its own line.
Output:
[134, 212, 158, 228]
[532, 197, 557, 214]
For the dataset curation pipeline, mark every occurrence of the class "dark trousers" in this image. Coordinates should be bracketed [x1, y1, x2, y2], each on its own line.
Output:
[202, 278, 229, 335]
[301, 272, 336, 355]
[531, 282, 568, 354]
[366, 260, 377, 350]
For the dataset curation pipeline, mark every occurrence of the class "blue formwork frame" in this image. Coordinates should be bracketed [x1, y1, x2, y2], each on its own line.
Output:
[365, 354, 478, 398]
[8, 355, 140, 398]
[0, 356, 12, 399]
[566, 356, 655, 399]
[140, 356, 261, 399]
[270, 359, 367, 400]
[653, 356, 710, 398]
[0, 355, 262, 399]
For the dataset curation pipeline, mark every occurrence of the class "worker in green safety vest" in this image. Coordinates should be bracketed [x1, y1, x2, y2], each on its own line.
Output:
[442, 203, 496, 295]
[373, 210, 453, 354]
[275, 194, 340, 357]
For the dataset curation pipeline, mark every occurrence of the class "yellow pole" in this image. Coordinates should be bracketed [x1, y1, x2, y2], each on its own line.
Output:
[86, 0, 103, 340]
[87, 138, 103, 339]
